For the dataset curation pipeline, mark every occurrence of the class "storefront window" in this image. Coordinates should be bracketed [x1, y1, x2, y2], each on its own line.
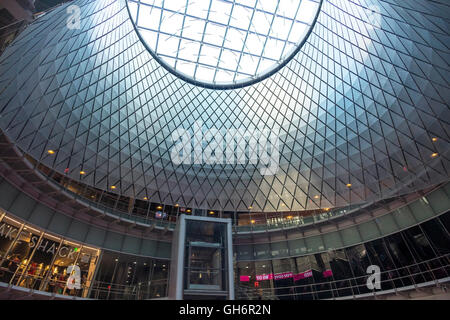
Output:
[402, 226, 435, 261]
[438, 211, 450, 234]
[0, 215, 22, 283]
[90, 253, 118, 299]
[10, 228, 42, 288]
[383, 234, 416, 286]
[130, 257, 156, 300]
[89, 251, 169, 300]
[420, 219, 450, 256]
[234, 214, 450, 300]
[328, 249, 353, 297]
[22, 236, 60, 291]
[272, 258, 295, 300]
[365, 239, 397, 290]
[293, 256, 314, 300]
[253, 260, 273, 298]
[236, 261, 255, 290]
[420, 218, 450, 278]
[0, 214, 100, 297]
[312, 253, 333, 299]
[150, 260, 169, 298]
[49, 241, 80, 295]
[345, 244, 372, 294]
[78, 246, 100, 298]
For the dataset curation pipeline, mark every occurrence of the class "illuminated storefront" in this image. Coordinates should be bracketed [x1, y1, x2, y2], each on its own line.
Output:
[0, 211, 99, 297]
[0, 0, 448, 302]
[0, 210, 171, 299]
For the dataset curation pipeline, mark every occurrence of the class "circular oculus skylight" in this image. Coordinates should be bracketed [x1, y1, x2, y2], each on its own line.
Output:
[127, 0, 322, 89]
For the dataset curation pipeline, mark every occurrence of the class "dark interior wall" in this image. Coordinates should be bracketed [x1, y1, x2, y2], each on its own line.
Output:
[34, 0, 71, 13]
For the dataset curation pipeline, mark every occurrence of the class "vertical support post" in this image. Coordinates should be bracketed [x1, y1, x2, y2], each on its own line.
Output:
[175, 214, 186, 300]
[227, 219, 234, 300]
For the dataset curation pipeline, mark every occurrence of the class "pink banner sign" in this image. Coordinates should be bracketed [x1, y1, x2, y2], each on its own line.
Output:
[322, 269, 333, 278]
[240, 275, 250, 282]
[256, 273, 273, 281]
[293, 270, 313, 281]
[274, 272, 293, 280]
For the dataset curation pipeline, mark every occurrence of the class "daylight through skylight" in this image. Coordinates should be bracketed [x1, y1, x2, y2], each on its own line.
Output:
[127, 0, 321, 87]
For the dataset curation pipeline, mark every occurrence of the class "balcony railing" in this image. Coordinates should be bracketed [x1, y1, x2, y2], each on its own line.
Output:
[89, 279, 168, 300]
[0, 263, 169, 300]
[1, 255, 448, 300]
[235, 255, 450, 300]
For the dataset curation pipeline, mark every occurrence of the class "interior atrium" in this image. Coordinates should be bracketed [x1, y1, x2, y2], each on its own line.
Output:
[0, 0, 448, 301]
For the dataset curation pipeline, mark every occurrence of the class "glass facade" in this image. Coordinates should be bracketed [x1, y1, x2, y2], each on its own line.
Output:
[91, 251, 169, 300]
[0, 212, 170, 299]
[4, 201, 444, 300]
[0, 0, 448, 302]
[235, 211, 450, 300]
[167, 215, 234, 299]
[0, 214, 100, 298]
[0, 0, 447, 215]
[184, 220, 228, 292]
[0, 188, 447, 300]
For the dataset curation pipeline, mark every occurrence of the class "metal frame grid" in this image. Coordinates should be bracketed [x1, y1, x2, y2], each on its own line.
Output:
[0, 0, 448, 213]
[127, 0, 322, 88]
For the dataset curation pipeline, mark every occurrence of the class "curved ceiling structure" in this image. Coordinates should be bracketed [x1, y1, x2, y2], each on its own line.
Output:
[0, 0, 448, 213]
[126, 0, 322, 88]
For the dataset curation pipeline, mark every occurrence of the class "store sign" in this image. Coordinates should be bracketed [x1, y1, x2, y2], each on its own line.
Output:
[29, 236, 81, 258]
[255, 272, 293, 281]
[255, 271, 313, 282]
[322, 269, 333, 278]
[0, 223, 19, 240]
[252, 269, 333, 282]
[273, 272, 293, 280]
[0, 224, 86, 259]
[293, 270, 313, 281]
[243, 269, 332, 283]
[256, 274, 273, 281]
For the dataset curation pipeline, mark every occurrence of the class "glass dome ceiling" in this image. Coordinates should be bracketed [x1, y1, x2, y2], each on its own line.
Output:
[0, 0, 448, 212]
[126, 0, 321, 88]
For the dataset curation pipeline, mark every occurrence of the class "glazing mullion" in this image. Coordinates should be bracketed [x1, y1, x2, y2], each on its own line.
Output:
[38, 235, 63, 292]
[14, 232, 44, 288]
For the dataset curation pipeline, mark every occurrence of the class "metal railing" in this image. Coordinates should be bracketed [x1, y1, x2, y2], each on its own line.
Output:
[1, 255, 448, 300]
[19, 146, 447, 235]
[89, 279, 168, 300]
[0, 257, 169, 300]
[0, 265, 90, 298]
[234, 204, 363, 233]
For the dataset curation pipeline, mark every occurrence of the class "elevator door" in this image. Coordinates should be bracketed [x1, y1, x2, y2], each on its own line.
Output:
[185, 241, 225, 291]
